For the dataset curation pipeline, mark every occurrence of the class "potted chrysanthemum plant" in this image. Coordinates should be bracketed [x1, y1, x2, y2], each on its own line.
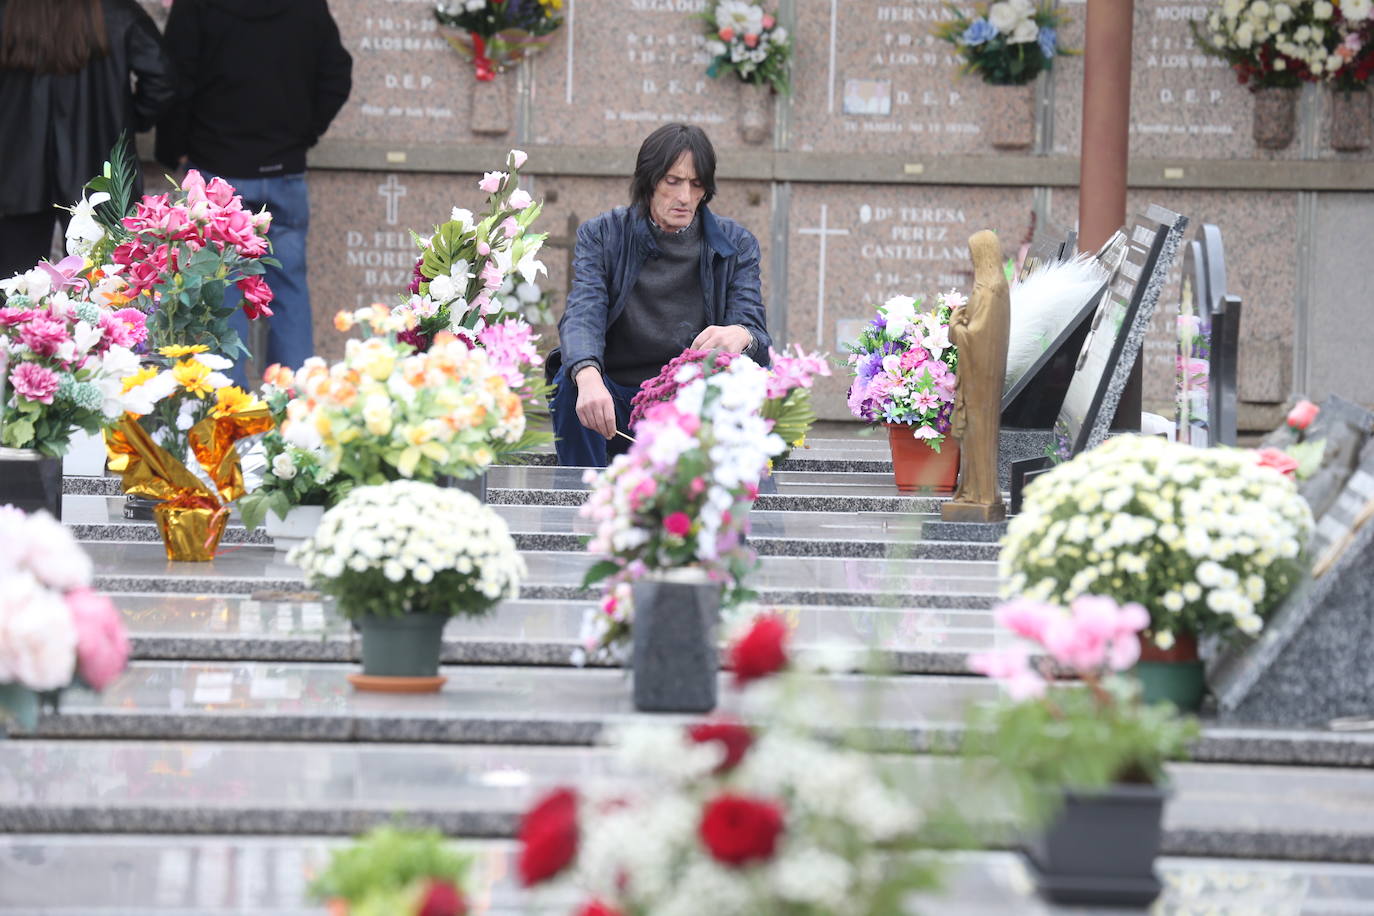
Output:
[580, 357, 785, 712]
[846, 291, 962, 493]
[290, 480, 524, 691]
[1000, 435, 1314, 710]
[965, 596, 1200, 907]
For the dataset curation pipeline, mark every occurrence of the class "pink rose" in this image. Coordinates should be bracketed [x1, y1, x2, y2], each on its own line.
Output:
[744, 32, 759, 48]
[237, 275, 275, 319]
[479, 171, 507, 194]
[9, 362, 61, 404]
[1255, 447, 1298, 479]
[762, 14, 775, 28]
[181, 169, 208, 206]
[663, 512, 692, 537]
[718, 26, 735, 41]
[508, 189, 533, 211]
[509, 149, 528, 169]
[1286, 399, 1319, 431]
[111, 240, 141, 267]
[204, 176, 238, 208]
[65, 588, 129, 690]
[0, 573, 78, 691]
[480, 261, 504, 291]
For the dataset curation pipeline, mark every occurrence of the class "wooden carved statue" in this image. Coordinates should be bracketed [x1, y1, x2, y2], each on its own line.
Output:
[941, 230, 1010, 524]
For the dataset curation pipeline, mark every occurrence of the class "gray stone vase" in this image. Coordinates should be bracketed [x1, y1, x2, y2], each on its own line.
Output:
[1025, 782, 1168, 907]
[631, 569, 722, 713]
[987, 82, 1036, 151]
[0, 447, 62, 520]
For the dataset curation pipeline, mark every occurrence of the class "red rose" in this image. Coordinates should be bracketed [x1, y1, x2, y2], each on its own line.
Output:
[574, 902, 623, 916]
[1287, 399, 1319, 431]
[1255, 447, 1299, 479]
[416, 879, 467, 916]
[730, 615, 789, 685]
[237, 275, 275, 319]
[517, 787, 578, 886]
[663, 511, 692, 537]
[687, 719, 754, 773]
[699, 793, 784, 867]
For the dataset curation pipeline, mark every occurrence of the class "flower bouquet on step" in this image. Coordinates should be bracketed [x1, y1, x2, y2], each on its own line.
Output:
[107, 345, 274, 560]
[519, 615, 943, 914]
[578, 357, 785, 663]
[0, 507, 130, 730]
[629, 345, 830, 463]
[393, 150, 547, 351]
[700, 1, 792, 93]
[433, 0, 564, 80]
[308, 825, 474, 916]
[934, 0, 1074, 85]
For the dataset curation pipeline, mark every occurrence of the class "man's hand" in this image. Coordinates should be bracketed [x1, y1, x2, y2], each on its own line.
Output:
[575, 365, 616, 440]
[692, 324, 753, 354]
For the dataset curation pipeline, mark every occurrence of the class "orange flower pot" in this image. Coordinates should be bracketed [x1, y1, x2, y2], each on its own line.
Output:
[886, 425, 960, 493]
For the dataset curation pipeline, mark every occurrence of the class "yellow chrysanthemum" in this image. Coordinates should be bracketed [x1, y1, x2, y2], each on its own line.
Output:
[172, 359, 215, 398]
[211, 386, 263, 418]
[120, 366, 160, 393]
[158, 344, 210, 358]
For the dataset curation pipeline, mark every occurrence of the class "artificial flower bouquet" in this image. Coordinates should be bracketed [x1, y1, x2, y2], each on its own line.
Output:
[846, 291, 961, 451]
[701, 1, 792, 93]
[433, 0, 564, 80]
[0, 507, 130, 729]
[290, 480, 524, 622]
[1194, 0, 1374, 89]
[235, 364, 344, 534]
[964, 596, 1199, 821]
[0, 264, 146, 456]
[578, 358, 785, 661]
[934, 0, 1073, 86]
[394, 150, 548, 351]
[107, 344, 273, 561]
[1000, 435, 1313, 648]
[293, 309, 540, 486]
[309, 825, 473, 916]
[628, 344, 830, 461]
[520, 614, 939, 915]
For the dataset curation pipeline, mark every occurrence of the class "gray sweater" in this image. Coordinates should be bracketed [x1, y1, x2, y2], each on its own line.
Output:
[602, 218, 707, 387]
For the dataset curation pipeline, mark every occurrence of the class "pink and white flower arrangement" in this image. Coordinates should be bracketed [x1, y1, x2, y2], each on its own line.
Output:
[0, 264, 146, 456]
[845, 291, 962, 451]
[578, 358, 785, 660]
[0, 506, 129, 728]
[396, 150, 547, 352]
[702, 1, 791, 93]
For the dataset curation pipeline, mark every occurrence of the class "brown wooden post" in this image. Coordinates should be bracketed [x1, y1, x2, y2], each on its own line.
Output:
[1079, 0, 1141, 429]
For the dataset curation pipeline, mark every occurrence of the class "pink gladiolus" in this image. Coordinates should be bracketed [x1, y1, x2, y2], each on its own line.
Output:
[65, 588, 129, 690]
[479, 171, 507, 194]
[509, 149, 528, 169]
[1286, 399, 1319, 430]
[9, 363, 60, 404]
[664, 512, 692, 537]
[508, 189, 533, 210]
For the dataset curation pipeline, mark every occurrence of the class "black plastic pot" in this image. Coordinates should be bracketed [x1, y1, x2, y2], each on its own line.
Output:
[0, 448, 62, 519]
[1025, 782, 1168, 907]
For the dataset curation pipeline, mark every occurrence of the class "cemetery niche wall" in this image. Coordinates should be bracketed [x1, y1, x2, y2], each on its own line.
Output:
[133, 0, 1374, 419]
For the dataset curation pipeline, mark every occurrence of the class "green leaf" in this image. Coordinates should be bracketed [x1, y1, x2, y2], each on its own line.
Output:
[581, 559, 621, 589]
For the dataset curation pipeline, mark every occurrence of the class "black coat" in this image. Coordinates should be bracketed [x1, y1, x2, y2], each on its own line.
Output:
[154, 0, 352, 178]
[0, 0, 174, 216]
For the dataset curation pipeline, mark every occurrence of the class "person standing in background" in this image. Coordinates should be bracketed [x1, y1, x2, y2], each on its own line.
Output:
[156, 0, 352, 379]
[0, 0, 174, 278]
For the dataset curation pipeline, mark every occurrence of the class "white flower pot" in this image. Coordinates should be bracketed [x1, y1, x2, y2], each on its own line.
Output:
[62, 429, 108, 477]
[264, 505, 325, 553]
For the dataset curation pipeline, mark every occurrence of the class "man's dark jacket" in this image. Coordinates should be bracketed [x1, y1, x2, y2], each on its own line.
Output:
[558, 204, 772, 375]
[155, 0, 352, 177]
[0, 0, 174, 215]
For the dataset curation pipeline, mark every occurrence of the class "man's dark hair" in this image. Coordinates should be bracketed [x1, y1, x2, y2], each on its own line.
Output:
[629, 123, 717, 215]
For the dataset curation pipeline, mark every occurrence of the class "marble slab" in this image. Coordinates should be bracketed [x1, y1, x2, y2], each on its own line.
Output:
[7, 836, 1374, 916]
[86, 544, 1005, 608]
[4, 739, 1374, 862]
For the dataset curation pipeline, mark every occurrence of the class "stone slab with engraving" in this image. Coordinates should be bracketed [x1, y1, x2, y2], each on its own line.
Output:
[789, 0, 1035, 155]
[1050, 1, 1303, 160]
[787, 184, 1035, 419]
[1049, 189, 1297, 416]
[528, 0, 751, 148]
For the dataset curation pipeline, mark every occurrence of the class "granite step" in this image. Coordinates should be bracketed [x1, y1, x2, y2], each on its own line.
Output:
[64, 496, 1003, 560]
[5, 837, 1369, 916]
[111, 594, 1004, 675]
[10, 661, 1374, 768]
[4, 740, 1373, 864]
[86, 544, 1005, 608]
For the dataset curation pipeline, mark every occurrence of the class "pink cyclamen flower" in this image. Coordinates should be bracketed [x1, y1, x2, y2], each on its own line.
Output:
[969, 648, 1046, 701]
[10, 363, 61, 404]
[508, 189, 533, 210]
[66, 587, 129, 690]
[994, 598, 1059, 644]
[479, 171, 507, 194]
[509, 149, 529, 169]
[1040, 613, 1108, 672]
[663, 512, 692, 537]
[1286, 399, 1319, 431]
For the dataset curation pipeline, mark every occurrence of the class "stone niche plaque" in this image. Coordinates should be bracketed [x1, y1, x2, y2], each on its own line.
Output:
[787, 184, 1033, 419]
[1048, 189, 1297, 417]
[324, 0, 495, 145]
[789, 0, 1025, 155]
[1050, 1, 1303, 160]
[528, 0, 745, 148]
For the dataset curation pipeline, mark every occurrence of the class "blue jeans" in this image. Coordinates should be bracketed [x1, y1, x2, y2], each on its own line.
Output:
[195, 168, 314, 385]
[551, 366, 640, 467]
